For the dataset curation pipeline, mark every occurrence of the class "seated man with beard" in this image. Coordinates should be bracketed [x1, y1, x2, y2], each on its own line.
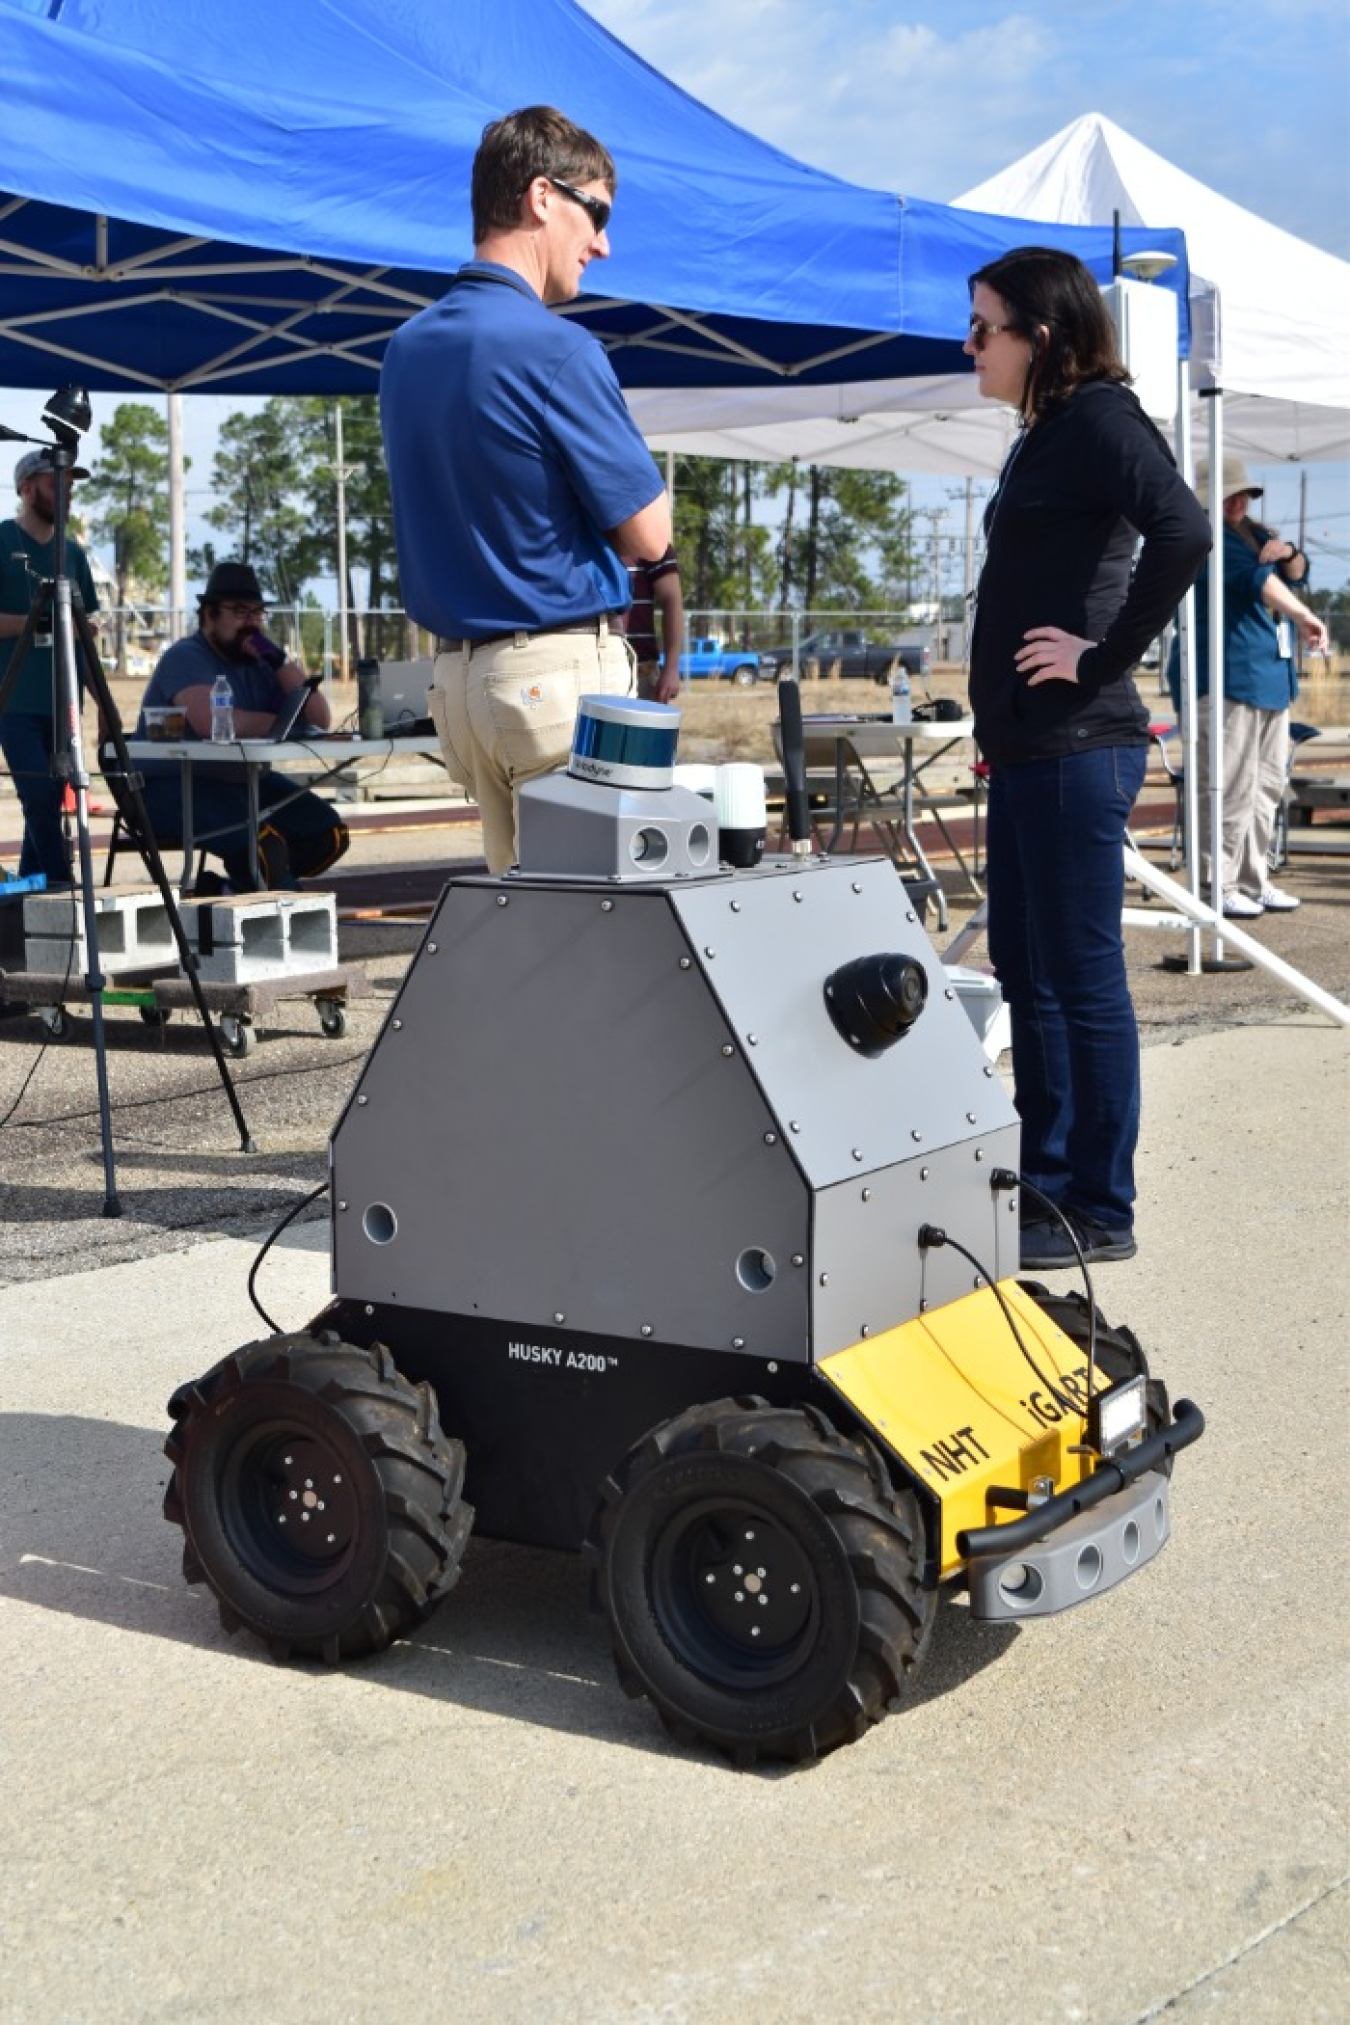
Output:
[131, 562, 348, 891]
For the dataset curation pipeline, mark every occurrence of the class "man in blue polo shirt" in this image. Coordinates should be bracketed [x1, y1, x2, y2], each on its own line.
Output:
[379, 104, 672, 872]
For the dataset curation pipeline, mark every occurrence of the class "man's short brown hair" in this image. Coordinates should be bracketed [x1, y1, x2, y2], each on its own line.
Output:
[472, 105, 616, 245]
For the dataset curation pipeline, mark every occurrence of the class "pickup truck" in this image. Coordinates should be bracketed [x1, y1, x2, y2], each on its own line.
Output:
[767, 628, 930, 684]
[676, 636, 778, 685]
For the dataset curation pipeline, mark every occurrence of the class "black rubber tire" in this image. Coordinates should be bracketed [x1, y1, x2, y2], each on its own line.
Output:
[1018, 1281, 1171, 1460]
[588, 1396, 934, 1765]
[139, 1005, 172, 1028]
[163, 1332, 473, 1660]
[317, 1000, 347, 1039]
[730, 662, 758, 688]
[219, 1015, 256, 1058]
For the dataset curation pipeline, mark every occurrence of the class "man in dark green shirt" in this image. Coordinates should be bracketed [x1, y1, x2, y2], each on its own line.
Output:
[0, 447, 99, 883]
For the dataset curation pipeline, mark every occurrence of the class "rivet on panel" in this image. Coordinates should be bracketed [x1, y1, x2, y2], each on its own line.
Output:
[763, 1131, 777, 1145]
[861, 1188, 872, 1202]
[789, 1119, 801, 1133]
[919, 1298, 929, 1314]
[860, 1325, 870, 1339]
[392, 1019, 403, 1031]
[852, 1148, 863, 1162]
[730, 900, 742, 913]
[983, 1065, 994, 1078]
[357, 1095, 368, 1106]
[944, 987, 955, 1001]
[554, 1312, 566, 1325]
[792, 891, 804, 903]
[966, 1111, 977, 1124]
[906, 911, 916, 924]
[819, 1273, 829, 1287]
[911, 1128, 922, 1142]
[364, 1304, 374, 1316]
[920, 1166, 930, 1181]
[704, 946, 716, 958]
[496, 895, 509, 908]
[767, 1360, 778, 1373]
[721, 1044, 736, 1057]
[679, 957, 692, 970]
[851, 882, 863, 895]
[426, 942, 438, 954]
[640, 1324, 653, 1338]
[791, 1255, 804, 1268]
[732, 1337, 745, 1350]
[973, 1275, 985, 1289]
[601, 899, 614, 912]
[747, 1033, 758, 1046]
[974, 1148, 985, 1163]
[337, 1201, 348, 1212]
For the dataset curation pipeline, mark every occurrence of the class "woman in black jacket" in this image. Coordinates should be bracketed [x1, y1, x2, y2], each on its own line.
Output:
[964, 247, 1210, 1269]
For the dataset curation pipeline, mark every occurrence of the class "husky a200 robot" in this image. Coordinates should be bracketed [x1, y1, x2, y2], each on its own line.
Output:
[163, 690, 1204, 1765]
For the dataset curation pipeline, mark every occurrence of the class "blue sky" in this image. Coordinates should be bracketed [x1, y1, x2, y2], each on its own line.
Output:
[586, 0, 1350, 260]
[581, 0, 1350, 583]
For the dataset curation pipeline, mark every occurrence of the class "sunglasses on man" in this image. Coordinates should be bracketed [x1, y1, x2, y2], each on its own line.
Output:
[547, 177, 611, 234]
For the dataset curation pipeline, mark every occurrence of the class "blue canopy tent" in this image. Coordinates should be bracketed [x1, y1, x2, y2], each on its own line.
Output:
[0, 0, 1190, 398]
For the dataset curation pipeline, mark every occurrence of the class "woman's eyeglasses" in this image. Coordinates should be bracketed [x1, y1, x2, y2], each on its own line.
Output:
[967, 316, 1019, 351]
[548, 177, 611, 234]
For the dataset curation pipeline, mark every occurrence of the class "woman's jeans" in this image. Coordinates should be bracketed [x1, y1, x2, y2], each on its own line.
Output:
[986, 744, 1147, 1232]
[0, 711, 70, 882]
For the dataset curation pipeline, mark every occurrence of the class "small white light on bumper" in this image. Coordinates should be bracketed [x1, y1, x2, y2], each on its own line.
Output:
[1090, 1375, 1148, 1456]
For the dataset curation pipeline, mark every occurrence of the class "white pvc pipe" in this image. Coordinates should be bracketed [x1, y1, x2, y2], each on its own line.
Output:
[1206, 387, 1226, 955]
[1173, 356, 1201, 973]
[1124, 845, 1350, 1026]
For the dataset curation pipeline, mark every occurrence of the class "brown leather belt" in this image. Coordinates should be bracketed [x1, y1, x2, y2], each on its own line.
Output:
[435, 614, 618, 654]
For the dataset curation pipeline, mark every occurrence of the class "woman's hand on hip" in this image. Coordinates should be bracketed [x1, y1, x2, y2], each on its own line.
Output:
[1017, 625, 1092, 686]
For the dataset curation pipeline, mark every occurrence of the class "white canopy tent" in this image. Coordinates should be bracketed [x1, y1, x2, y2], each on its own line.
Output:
[629, 113, 1350, 468]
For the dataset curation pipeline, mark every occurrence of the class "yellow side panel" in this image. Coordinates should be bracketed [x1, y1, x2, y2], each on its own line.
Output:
[819, 1283, 1107, 1577]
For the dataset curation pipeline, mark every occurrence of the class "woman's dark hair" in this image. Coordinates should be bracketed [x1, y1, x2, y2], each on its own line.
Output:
[969, 246, 1130, 420]
[472, 106, 616, 244]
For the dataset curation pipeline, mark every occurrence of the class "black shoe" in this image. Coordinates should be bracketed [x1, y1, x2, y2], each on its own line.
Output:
[1020, 1213, 1137, 1270]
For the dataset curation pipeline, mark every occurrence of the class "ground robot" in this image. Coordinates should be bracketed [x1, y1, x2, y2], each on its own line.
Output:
[163, 695, 1203, 1764]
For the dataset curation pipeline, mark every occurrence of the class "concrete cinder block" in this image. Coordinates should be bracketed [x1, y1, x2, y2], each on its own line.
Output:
[183, 890, 337, 984]
[22, 884, 176, 976]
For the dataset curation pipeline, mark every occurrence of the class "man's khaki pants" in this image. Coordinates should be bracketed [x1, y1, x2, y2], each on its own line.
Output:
[1194, 697, 1289, 900]
[429, 620, 635, 873]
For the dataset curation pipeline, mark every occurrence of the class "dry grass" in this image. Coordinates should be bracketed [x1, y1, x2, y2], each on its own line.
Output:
[675, 668, 974, 767]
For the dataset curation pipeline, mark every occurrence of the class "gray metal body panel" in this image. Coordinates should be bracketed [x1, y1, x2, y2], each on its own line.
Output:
[331, 881, 810, 1355]
[330, 844, 1021, 1367]
[666, 858, 1019, 1356]
[965, 1469, 1171, 1621]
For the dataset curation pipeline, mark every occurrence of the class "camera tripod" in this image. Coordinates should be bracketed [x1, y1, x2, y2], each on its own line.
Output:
[0, 404, 254, 1214]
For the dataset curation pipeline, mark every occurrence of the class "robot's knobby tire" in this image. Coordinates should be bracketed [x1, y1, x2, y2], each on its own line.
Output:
[588, 1397, 935, 1765]
[163, 1332, 473, 1661]
[1018, 1281, 1172, 1464]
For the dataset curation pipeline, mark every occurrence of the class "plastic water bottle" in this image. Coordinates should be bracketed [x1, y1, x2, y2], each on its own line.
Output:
[890, 667, 912, 725]
[210, 672, 235, 743]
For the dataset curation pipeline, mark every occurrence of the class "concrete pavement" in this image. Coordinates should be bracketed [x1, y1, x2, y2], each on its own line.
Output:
[1, 1015, 1347, 2022]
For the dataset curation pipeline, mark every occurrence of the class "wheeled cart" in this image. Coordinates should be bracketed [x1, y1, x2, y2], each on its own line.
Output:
[0, 962, 371, 1054]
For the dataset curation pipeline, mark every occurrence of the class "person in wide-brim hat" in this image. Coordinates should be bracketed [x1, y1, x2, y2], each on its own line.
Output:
[1168, 450, 1327, 918]
[1193, 453, 1263, 512]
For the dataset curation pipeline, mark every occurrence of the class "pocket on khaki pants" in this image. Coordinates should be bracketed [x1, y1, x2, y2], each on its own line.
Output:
[479, 660, 584, 784]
